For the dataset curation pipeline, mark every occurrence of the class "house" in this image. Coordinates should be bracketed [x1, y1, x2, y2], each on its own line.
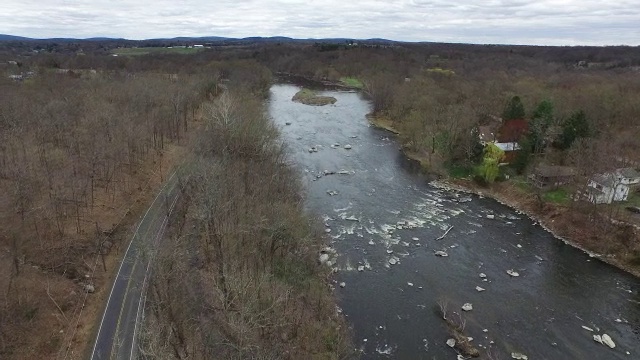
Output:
[492, 119, 529, 163]
[587, 173, 629, 204]
[617, 168, 640, 187]
[476, 118, 529, 164]
[494, 142, 521, 163]
[529, 165, 576, 189]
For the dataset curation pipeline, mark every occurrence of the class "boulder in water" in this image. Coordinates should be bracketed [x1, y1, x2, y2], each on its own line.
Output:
[601, 334, 615, 349]
[446, 338, 456, 347]
[507, 269, 520, 277]
[593, 334, 603, 344]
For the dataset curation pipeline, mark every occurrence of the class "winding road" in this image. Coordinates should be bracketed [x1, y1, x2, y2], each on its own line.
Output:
[90, 171, 181, 360]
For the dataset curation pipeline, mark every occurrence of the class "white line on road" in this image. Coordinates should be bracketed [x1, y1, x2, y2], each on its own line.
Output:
[129, 192, 180, 359]
[90, 172, 177, 360]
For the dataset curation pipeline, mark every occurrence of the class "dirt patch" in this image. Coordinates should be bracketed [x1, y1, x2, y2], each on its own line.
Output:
[366, 113, 400, 134]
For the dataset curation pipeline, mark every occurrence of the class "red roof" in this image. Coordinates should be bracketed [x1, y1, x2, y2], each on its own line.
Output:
[497, 119, 529, 143]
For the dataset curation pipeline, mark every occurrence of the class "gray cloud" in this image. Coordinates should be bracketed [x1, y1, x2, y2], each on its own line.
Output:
[0, 0, 638, 45]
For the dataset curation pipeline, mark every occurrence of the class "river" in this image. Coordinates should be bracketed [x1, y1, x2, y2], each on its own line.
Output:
[268, 83, 640, 359]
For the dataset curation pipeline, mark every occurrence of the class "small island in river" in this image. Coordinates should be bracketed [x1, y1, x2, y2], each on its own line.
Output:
[292, 88, 337, 106]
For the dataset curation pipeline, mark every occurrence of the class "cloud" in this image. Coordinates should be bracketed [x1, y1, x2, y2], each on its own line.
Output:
[0, 0, 637, 45]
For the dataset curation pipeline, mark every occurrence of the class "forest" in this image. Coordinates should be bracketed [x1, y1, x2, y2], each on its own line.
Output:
[1, 39, 639, 358]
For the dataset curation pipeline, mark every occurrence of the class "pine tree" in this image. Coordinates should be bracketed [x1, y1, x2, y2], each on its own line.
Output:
[502, 96, 526, 120]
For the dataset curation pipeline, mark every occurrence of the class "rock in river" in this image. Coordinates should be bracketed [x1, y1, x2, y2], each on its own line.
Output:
[462, 303, 473, 311]
[446, 338, 456, 347]
[601, 334, 615, 349]
[507, 269, 520, 277]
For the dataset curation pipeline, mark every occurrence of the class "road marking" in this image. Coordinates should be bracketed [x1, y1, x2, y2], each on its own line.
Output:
[111, 187, 170, 355]
[113, 181, 179, 355]
[90, 172, 176, 360]
[129, 192, 180, 359]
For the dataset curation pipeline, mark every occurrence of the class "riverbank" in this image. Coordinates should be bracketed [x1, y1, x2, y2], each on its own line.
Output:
[141, 89, 352, 359]
[276, 72, 363, 91]
[367, 114, 640, 278]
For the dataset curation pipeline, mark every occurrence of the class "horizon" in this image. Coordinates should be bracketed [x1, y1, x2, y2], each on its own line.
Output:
[1, 33, 638, 48]
[1, 0, 639, 47]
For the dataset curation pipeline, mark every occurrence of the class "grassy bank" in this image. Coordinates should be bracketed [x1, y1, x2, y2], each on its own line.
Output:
[339, 77, 364, 89]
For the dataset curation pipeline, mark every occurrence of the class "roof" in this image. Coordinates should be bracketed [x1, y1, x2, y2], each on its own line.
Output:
[498, 119, 529, 143]
[494, 142, 521, 151]
[591, 173, 627, 188]
[478, 125, 496, 143]
[618, 168, 640, 180]
[535, 165, 576, 178]
[591, 173, 615, 187]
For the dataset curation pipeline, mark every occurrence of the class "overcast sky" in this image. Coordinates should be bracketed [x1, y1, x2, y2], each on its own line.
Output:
[1, 0, 638, 45]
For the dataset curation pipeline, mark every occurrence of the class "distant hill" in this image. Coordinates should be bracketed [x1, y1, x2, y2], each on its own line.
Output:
[145, 36, 230, 42]
[0, 34, 34, 41]
[0, 34, 126, 42]
[0, 34, 394, 45]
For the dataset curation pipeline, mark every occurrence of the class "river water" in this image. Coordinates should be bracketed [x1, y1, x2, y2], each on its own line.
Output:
[268, 84, 640, 359]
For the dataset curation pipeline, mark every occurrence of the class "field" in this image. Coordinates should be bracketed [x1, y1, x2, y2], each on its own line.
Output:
[112, 46, 205, 56]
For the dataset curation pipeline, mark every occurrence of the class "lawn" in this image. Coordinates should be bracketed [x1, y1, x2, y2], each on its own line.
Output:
[625, 191, 640, 206]
[447, 163, 473, 179]
[339, 77, 364, 89]
[543, 187, 570, 204]
[112, 47, 205, 56]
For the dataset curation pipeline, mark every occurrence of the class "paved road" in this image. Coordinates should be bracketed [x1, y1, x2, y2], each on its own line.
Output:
[90, 172, 181, 360]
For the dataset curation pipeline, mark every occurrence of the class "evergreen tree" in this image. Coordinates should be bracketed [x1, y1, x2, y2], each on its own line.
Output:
[558, 110, 590, 149]
[532, 99, 554, 127]
[502, 95, 526, 120]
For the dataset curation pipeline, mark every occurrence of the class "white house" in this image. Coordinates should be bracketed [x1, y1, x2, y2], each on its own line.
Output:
[587, 173, 629, 204]
[617, 168, 640, 187]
